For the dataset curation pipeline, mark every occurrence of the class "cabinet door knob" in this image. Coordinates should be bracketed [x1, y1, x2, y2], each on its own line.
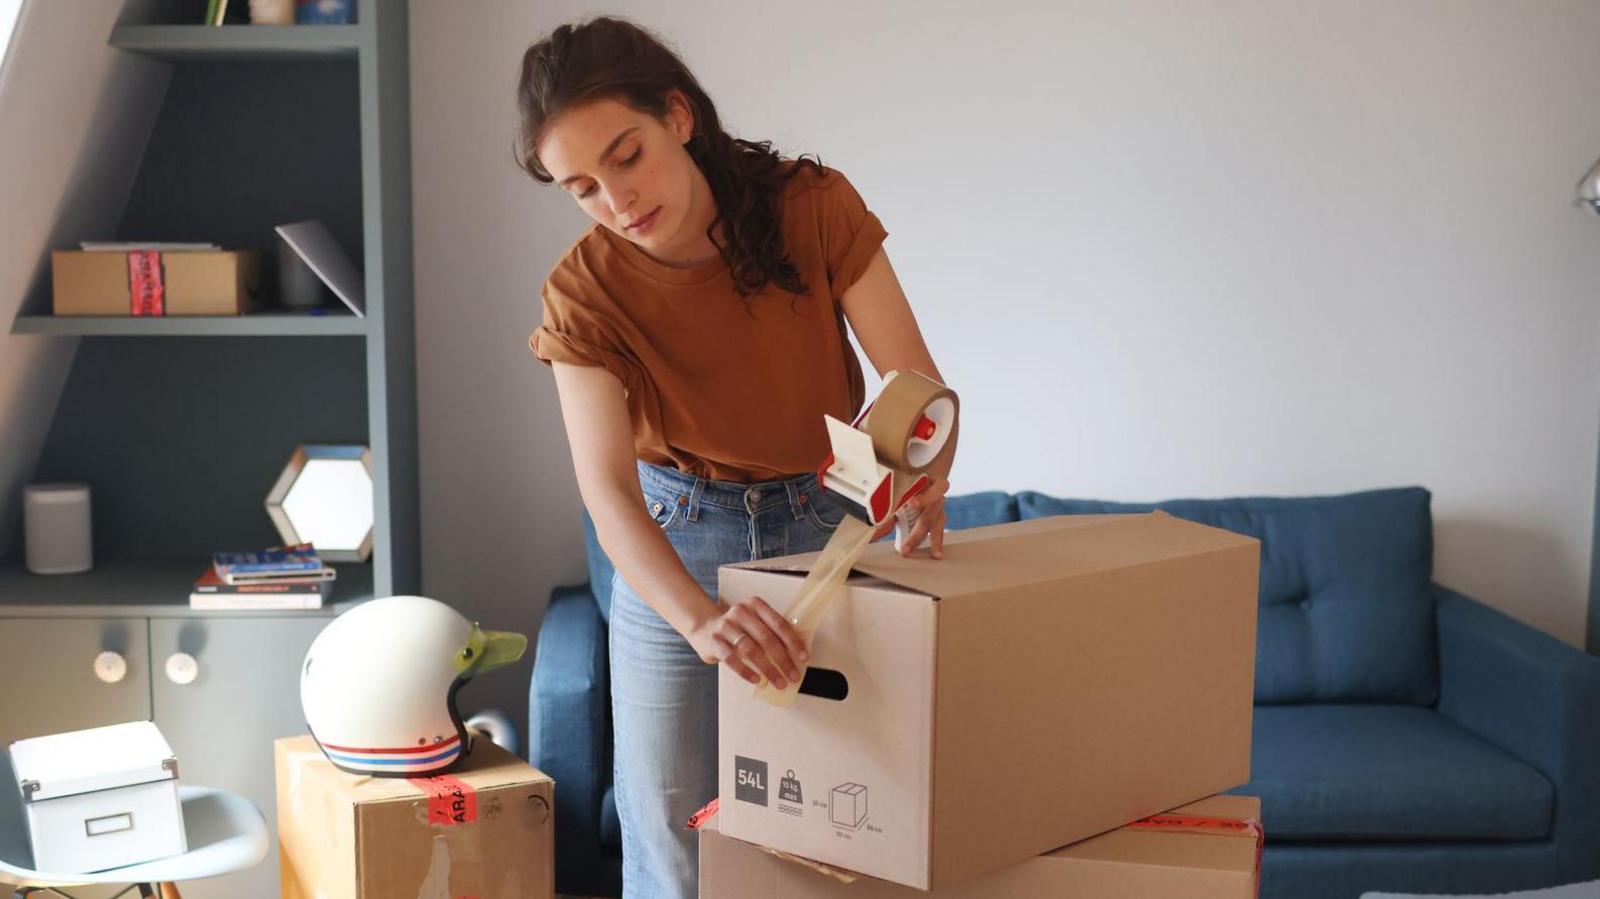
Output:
[93, 651, 127, 684]
[165, 652, 199, 685]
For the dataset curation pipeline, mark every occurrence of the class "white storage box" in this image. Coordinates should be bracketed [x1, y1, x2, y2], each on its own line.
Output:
[10, 721, 187, 873]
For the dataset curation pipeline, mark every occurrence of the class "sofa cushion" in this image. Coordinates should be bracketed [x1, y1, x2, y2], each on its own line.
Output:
[1015, 486, 1437, 705]
[1232, 704, 1553, 841]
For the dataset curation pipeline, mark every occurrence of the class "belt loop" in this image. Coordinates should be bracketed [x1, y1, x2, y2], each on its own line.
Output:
[687, 475, 706, 522]
[784, 478, 805, 521]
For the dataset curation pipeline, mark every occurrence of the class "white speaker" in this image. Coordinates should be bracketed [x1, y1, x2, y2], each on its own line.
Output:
[24, 483, 93, 575]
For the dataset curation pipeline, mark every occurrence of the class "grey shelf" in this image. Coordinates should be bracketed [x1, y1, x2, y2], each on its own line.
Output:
[0, 558, 371, 618]
[109, 24, 360, 61]
[11, 312, 367, 337]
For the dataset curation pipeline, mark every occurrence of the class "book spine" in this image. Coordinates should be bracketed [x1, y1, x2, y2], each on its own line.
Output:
[194, 581, 330, 596]
[215, 556, 321, 574]
[190, 593, 322, 611]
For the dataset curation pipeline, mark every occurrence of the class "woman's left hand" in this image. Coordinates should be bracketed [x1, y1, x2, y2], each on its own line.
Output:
[893, 474, 949, 559]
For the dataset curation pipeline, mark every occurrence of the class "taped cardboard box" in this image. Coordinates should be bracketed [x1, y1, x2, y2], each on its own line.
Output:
[274, 734, 553, 899]
[718, 512, 1260, 890]
[699, 794, 1262, 899]
[51, 249, 260, 316]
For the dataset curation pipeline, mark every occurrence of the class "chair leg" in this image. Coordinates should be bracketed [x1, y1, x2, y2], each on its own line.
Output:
[157, 886, 181, 899]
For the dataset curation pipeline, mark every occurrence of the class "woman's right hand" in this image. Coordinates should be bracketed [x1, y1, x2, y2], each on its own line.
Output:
[687, 596, 810, 690]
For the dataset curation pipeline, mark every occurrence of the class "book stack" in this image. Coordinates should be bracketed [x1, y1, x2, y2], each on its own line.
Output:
[191, 543, 335, 610]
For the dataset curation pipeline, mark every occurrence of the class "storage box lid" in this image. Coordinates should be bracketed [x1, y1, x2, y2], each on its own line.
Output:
[10, 720, 178, 802]
[729, 511, 1260, 601]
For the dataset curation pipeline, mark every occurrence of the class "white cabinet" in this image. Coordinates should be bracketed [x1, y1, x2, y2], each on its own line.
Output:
[0, 564, 358, 898]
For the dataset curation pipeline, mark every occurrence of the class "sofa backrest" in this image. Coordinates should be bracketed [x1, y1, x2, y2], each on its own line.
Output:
[579, 491, 1021, 625]
[1015, 486, 1439, 705]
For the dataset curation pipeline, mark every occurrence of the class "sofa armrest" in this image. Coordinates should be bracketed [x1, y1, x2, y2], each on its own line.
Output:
[529, 584, 611, 886]
[1435, 583, 1600, 846]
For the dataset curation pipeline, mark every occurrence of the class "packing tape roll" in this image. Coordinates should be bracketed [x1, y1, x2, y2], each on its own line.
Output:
[755, 370, 959, 708]
[864, 369, 959, 476]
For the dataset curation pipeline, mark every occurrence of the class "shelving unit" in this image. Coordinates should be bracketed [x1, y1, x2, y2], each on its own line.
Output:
[5, 0, 417, 600]
[2, 6, 415, 896]
[11, 311, 368, 336]
[109, 22, 360, 60]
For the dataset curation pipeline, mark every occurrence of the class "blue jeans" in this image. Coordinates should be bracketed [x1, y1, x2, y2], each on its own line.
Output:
[609, 460, 848, 899]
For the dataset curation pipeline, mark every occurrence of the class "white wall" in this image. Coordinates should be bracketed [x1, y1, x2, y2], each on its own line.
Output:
[410, 0, 1600, 733]
[0, 1, 168, 554]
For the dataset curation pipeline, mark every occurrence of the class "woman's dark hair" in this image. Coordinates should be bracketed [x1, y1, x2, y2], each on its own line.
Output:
[515, 16, 823, 299]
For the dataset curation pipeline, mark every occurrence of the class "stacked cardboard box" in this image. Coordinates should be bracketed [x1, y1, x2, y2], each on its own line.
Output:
[274, 734, 554, 899]
[700, 794, 1261, 898]
[702, 511, 1263, 896]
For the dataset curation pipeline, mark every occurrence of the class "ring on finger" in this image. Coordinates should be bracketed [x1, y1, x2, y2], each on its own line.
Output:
[730, 632, 748, 650]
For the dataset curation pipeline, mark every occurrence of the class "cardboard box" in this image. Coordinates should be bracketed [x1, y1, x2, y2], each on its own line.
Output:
[9, 721, 186, 874]
[718, 512, 1260, 889]
[699, 794, 1262, 899]
[275, 734, 553, 899]
[51, 249, 260, 316]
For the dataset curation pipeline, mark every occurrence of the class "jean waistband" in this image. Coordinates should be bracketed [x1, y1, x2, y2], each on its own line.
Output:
[636, 460, 822, 523]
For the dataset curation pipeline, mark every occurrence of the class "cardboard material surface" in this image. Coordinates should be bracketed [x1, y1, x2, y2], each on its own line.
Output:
[718, 512, 1260, 889]
[275, 734, 553, 899]
[699, 794, 1262, 899]
[51, 250, 260, 315]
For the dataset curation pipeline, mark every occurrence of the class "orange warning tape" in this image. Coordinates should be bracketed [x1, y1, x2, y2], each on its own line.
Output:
[127, 251, 165, 316]
[408, 774, 478, 827]
[692, 798, 1261, 893]
[1128, 812, 1264, 898]
[685, 796, 719, 832]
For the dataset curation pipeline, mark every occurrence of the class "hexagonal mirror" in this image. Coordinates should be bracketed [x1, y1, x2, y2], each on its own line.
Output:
[265, 445, 373, 563]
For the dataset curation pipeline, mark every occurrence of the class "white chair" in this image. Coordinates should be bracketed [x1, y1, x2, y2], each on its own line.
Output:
[0, 783, 269, 899]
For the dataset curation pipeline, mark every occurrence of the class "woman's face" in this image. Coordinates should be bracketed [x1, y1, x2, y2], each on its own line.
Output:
[538, 92, 717, 265]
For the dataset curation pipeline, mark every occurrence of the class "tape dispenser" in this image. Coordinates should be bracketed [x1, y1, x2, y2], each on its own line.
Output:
[754, 369, 958, 707]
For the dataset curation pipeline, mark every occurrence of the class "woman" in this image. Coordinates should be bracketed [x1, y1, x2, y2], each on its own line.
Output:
[516, 16, 955, 899]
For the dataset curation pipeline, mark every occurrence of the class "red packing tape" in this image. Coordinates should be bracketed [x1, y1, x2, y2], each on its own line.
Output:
[408, 774, 478, 827]
[127, 251, 164, 316]
[1128, 812, 1264, 899]
[685, 796, 719, 831]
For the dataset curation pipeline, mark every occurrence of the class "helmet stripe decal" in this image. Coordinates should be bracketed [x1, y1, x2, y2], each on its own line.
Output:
[323, 744, 463, 768]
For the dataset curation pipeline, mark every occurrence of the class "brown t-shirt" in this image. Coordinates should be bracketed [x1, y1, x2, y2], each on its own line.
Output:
[529, 162, 889, 483]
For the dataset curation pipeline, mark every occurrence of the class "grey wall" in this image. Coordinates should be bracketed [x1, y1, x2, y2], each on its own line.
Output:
[410, 0, 1600, 737]
[0, 0, 167, 554]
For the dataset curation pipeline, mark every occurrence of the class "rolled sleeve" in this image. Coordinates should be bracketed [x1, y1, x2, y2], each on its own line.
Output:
[822, 171, 890, 301]
[528, 283, 636, 392]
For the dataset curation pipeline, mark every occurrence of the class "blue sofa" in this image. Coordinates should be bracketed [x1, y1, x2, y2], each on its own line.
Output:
[528, 486, 1600, 898]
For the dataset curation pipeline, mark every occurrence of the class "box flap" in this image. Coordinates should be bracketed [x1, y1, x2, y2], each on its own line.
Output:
[729, 513, 1258, 600]
[10, 721, 178, 801]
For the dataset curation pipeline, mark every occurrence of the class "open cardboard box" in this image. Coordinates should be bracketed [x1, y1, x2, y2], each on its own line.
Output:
[717, 512, 1261, 889]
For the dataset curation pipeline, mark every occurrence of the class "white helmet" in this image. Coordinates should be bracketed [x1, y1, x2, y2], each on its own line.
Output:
[300, 595, 527, 776]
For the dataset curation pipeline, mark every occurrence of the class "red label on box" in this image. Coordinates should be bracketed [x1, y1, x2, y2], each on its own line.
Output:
[408, 775, 477, 826]
[127, 251, 164, 316]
